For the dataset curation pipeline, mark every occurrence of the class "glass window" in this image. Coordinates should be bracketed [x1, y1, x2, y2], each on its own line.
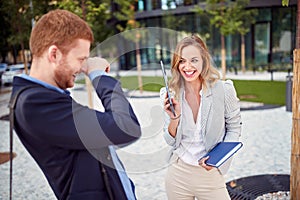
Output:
[210, 27, 221, 68]
[174, 13, 195, 32]
[271, 7, 293, 65]
[152, 0, 161, 10]
[195, 13, 210, 42]
[161, 0, 176, 9]
[256, 8, 271, 22]
[146, 0, 152, 10]
[176, 0, 184, 6]
[138, 0, 145, 11]
[254, 22, 270, 65]
[183, 0, 194, 5]
[245, 30, 253, 70]
[227, 34, 241, 68]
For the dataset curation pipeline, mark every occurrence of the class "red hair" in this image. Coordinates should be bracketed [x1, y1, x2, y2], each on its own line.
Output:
[30, 9, 94, 58]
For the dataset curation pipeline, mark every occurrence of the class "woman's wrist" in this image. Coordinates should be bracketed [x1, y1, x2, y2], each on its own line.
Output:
[168, 126, 177, 138]
[168, 115, 180, 137]
[170, 114, 181, 120]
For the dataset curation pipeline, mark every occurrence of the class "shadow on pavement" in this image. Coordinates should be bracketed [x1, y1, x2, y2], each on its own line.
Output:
[240, 104, 282, 111]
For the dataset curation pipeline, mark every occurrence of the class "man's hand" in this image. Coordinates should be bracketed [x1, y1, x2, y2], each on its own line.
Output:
[82, 57, 110, 75]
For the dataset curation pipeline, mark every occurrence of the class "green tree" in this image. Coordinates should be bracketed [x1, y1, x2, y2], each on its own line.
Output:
[161, 8, 185, 58]
[233, 0, 257, 73]
[194, 0, 253, 79]
[55, 0, 111, 45]
[0, 0, 57, 65]
[115, 2, 145, 93]
[0, 1, 11, 63]
[0, 0, 35, 73]
[282, 0, 290, 6]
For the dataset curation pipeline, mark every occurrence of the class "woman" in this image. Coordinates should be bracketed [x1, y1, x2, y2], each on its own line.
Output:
[160, 34, 242, 200]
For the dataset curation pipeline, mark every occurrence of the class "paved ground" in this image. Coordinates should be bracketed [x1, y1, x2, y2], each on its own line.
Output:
[0, 70, 293, 199]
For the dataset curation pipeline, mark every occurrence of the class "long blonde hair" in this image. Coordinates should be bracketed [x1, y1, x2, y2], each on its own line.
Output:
[169, 34, 220, 98]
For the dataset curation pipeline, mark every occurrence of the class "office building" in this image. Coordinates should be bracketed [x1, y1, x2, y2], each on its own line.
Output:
[118, 0, 297, 71]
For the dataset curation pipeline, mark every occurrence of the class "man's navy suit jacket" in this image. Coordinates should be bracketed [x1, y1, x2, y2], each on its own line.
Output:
[11, 75, 141, 200]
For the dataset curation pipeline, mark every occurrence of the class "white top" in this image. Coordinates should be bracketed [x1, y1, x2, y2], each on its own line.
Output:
[177, 90, 206, 166]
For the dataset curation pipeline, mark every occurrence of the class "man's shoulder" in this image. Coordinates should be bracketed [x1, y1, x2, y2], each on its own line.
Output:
[13, 76, 67, 94]
[12, 76, 42, 96]
[12, 77, 69, 109]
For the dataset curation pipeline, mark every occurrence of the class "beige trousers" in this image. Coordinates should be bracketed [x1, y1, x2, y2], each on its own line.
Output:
[165, 158, 231, 200]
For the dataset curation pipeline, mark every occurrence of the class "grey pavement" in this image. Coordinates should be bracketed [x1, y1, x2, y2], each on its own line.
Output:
[0, 70, 293, 199]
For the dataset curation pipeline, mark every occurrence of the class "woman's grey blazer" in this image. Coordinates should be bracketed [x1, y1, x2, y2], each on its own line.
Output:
[160, 80, 242, 174]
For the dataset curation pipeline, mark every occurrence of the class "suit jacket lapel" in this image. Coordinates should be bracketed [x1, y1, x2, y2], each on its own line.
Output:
[201, 87, 212, 138]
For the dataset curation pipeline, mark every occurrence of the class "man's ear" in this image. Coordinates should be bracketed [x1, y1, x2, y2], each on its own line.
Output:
[48, 45, 62, 64]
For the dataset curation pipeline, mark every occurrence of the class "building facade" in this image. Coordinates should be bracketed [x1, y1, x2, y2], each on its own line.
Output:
[118, 0, 297, 72]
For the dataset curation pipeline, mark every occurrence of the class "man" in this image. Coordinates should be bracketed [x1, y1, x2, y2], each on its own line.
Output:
[10, 9, 141, 200]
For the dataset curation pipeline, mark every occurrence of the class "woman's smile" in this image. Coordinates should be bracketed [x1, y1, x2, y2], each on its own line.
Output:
[183, 70, 196, 77]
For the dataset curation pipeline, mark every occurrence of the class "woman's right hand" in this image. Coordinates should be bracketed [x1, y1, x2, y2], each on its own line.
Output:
[164, 93, 181, 137]
[163, 93, 181, 119]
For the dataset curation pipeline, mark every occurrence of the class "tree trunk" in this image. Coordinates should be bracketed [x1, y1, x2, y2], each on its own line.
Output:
[14, 0, 29, 75]
[290, 0, 300, 198]
[81, 0, 93, 108]
[297, 0, 300, 49]
[241, 34, 246, 74]
[136, 38, 143, 93]
[290, 49, 300, 200]
[20, 43, 29, 75]
[221, 34, 226, 80]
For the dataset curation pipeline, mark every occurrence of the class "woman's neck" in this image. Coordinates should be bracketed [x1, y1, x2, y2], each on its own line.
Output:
[184, 80, 202, 94]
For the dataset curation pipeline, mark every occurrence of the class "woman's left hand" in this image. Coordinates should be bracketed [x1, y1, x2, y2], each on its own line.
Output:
[198, 156, 214, 171]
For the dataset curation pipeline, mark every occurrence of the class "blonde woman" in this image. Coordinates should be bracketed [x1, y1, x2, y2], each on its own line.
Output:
[160, 34, 242, 200]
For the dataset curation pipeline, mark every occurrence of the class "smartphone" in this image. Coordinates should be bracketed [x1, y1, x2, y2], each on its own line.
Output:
[160, 60, 176, 117]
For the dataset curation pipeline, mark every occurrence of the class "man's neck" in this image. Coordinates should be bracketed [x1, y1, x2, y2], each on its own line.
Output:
[30, 58, 57, 88]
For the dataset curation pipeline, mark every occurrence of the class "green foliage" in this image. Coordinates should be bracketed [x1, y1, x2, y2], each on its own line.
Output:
[161, 11, 185, 30]
[232, 0, 258, 36]
[0, 0, 56, 62]
[56, 0, 81, 15]
[53, 0, 139, 42]
[57, 0, 109, 25]
[0, 1, 11, 62]
[114, 0, 144, 44]
[193, 0, 257, 36]
[113, 0, 135, 22]
[54, 0, 112, 43]
[0, 0, 141, 62]
[0, 0, 33, 47]
[282, 0, 290, 6]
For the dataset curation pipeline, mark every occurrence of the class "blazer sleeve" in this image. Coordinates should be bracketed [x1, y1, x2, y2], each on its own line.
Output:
[218, 80, 242, 174]
[223, 80, 242, 142]
[17, 76, 141, 150]
[160, 87, 176, 146]
[74, 75, 142, 148]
